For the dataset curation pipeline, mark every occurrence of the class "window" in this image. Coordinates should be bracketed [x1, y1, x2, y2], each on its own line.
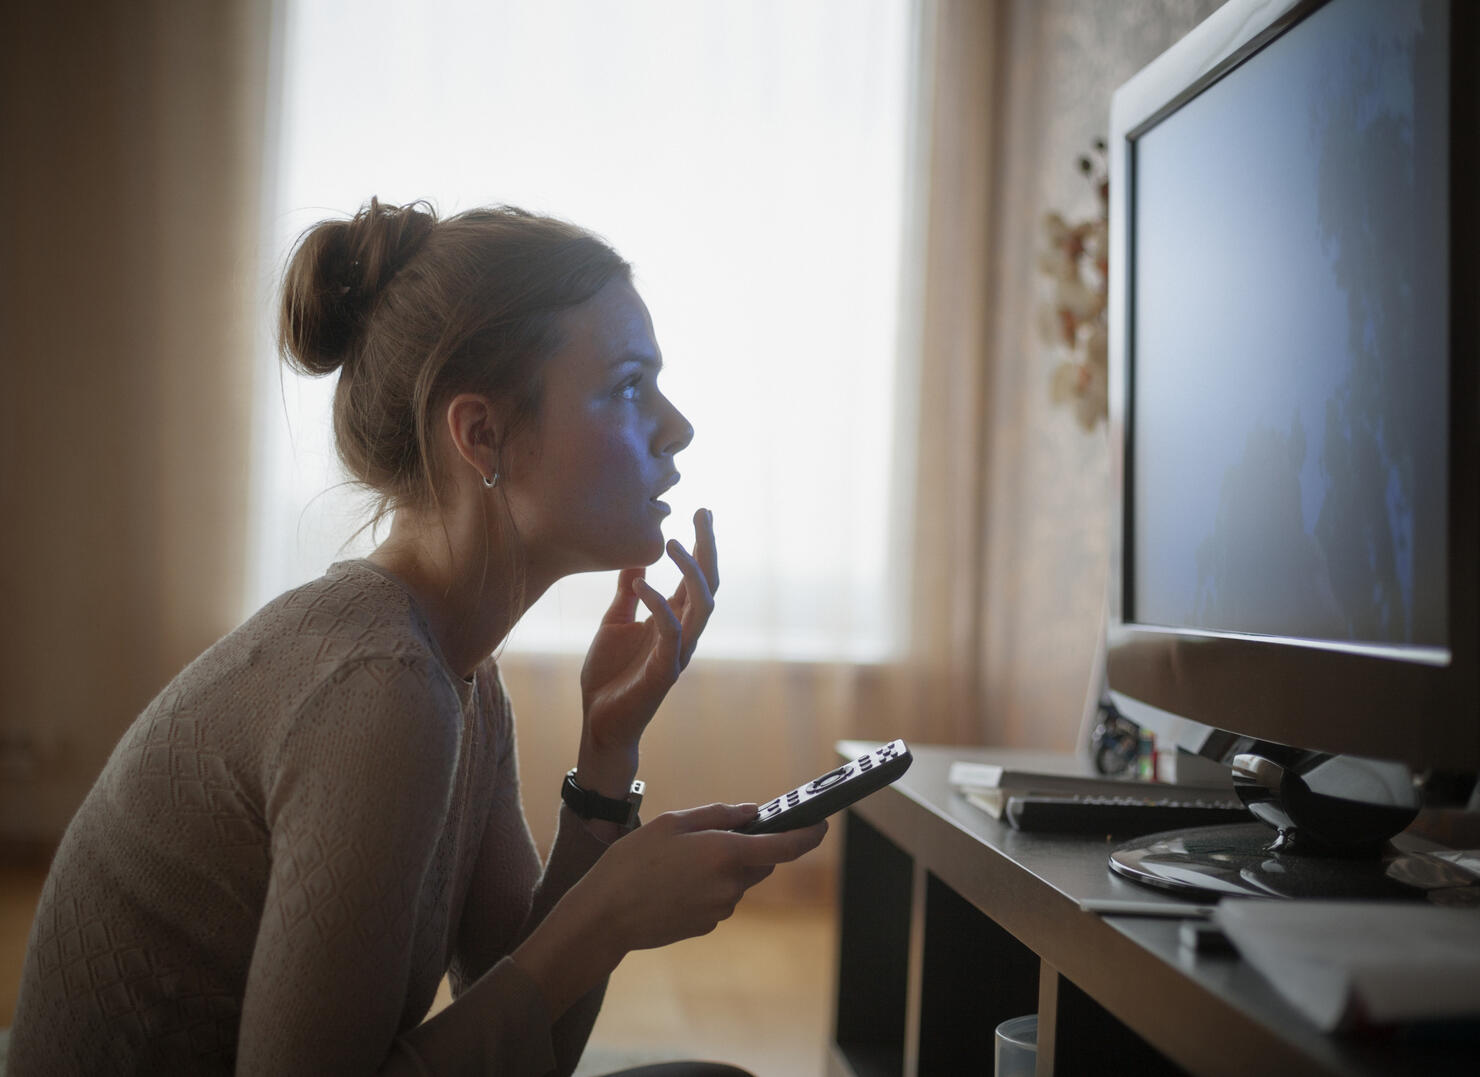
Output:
[249, 0, 916, 660]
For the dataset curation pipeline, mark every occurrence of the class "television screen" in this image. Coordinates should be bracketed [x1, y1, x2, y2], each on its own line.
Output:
[1129, 0, 1449, 655]
[1105, 0, 1478, 893]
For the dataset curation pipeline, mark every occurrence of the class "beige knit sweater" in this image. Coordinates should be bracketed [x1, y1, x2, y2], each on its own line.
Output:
[11, 560, 611, 1075]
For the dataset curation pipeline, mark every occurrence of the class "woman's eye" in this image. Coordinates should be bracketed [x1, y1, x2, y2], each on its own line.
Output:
[617, 378, 642, 399]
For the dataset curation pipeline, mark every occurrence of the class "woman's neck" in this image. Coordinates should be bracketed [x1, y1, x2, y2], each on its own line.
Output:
[366, 509, 544, 680]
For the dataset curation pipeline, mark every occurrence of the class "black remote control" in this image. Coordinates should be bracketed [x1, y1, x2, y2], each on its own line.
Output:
[736, 740, 913, 834]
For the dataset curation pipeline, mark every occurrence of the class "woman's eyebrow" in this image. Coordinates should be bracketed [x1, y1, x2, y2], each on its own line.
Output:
[609, 352, 662, 373]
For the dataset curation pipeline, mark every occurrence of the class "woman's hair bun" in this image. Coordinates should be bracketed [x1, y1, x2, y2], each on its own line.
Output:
[279, 197, 437, 376]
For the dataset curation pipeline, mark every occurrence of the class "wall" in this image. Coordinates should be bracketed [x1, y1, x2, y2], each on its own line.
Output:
[0, 0, 1227, 857]
[508, 1, 1233, 897]
[0, 1, 272, 843]
[979, 0, 1223, 750]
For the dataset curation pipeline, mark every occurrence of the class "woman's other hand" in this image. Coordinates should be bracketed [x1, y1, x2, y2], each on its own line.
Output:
[593, 803, 824, 951]
[576, 508, 718, 791]
[513, 803, 826, 1017]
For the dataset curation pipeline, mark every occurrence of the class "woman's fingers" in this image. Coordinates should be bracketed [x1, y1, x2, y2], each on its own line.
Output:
[665, 806, 829, 865]
[666, 509, 717, 603]
[665, 518, 718, 667]
[667, 802, 760, 831]
[666, 542, 714, 653]
[738, 864, 775, 890]
[631, 574, 683, 668]
[735, 821, 829, 865]
[593, 807, 828, 955]
[601, 567, 645, 626]
[693, 507, 719, 594]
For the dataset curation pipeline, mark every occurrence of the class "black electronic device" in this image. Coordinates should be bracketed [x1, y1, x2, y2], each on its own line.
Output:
[1004, 792, 1249, 836]
[736, 740, 913, 834]
[1177, 920, 1237, 956]
[1103, 0, 1479, 899]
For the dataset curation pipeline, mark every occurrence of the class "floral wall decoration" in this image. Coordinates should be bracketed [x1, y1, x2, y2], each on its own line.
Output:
[1039, 138, 1109, 431]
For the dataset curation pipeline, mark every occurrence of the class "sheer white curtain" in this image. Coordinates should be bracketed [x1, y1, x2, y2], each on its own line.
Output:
[248, 0, 916, 664]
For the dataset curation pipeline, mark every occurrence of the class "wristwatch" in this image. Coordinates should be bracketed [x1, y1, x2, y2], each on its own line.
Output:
[562, 769, 644, 827]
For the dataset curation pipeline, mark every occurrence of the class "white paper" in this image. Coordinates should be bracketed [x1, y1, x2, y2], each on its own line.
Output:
[1214, 899, 1480, 1032]
[1431, 850, 1480, 881]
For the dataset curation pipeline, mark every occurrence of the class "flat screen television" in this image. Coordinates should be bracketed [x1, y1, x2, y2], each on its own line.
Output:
[1105, 0, 1478, 899]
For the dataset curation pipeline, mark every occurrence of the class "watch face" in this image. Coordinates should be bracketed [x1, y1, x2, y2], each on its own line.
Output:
[563, 770, 642, 824]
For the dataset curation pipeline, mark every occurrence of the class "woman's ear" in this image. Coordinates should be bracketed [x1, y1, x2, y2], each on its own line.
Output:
[444, 393, 501, 486]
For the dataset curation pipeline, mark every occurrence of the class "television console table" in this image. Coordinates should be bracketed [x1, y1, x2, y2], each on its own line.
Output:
[827, 742, 1474, 1077]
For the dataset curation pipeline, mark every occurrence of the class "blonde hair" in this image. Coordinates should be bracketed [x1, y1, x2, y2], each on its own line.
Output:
[279, 198, 631, 520]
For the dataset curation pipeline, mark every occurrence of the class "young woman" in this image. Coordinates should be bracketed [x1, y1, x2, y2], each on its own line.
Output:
[10, 199, 826, 1075]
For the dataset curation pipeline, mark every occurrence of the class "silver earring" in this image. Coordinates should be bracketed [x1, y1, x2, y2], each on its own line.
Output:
[483, 471, 500, 489]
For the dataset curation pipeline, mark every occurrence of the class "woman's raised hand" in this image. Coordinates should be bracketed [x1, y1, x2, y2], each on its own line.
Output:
[576, 509, 718, 791]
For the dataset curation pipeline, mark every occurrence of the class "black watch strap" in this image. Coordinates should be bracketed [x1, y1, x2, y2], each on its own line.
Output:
[562, 769, 644, 827]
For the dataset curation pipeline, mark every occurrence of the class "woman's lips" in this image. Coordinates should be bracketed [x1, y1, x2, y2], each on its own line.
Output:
[650, 472, 679, 513]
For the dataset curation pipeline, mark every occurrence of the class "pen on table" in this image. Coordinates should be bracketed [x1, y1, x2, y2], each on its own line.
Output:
[1079, 898, 1217, 918]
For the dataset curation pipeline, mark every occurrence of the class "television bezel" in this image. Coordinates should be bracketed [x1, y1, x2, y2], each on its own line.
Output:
[1105, 0, 1479, 774]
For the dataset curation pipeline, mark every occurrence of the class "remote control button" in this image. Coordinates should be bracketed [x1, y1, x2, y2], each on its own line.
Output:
[808, 765, 854, 793]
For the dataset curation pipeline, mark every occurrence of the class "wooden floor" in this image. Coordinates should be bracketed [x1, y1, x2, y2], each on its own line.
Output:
[1, 862, 836, 1077]
[576, 901, 836, 1076]
[0, 863, 49, 1027]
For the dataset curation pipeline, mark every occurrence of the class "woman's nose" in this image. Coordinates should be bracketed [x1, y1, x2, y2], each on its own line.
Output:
[661, 396, 694, 456]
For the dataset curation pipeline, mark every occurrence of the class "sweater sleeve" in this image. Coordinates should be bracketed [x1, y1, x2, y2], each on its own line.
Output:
[414, 805, 615, 1077]
[437, 679, 618, 1076]
[236, 655, 464, 1076]
[389, 797, 609, 1077]
[526, 805, 624, 1075]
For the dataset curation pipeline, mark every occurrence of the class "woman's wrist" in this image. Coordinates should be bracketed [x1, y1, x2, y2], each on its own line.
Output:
[574, 739, 639, 800]
[512, 881, 627, 1019]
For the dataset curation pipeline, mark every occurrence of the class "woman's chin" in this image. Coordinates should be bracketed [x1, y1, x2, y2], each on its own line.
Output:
[633, 532, 668, 567]
[589, 532, 667, 574]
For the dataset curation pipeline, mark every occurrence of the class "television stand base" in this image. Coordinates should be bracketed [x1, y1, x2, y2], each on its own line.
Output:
[1109, 822, 1480, 901]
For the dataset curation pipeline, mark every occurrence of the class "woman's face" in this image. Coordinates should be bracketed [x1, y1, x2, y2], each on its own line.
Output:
[501, 278, 693, 577]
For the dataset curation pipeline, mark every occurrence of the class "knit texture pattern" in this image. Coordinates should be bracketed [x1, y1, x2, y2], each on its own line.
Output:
[10, 560, 606, 1075]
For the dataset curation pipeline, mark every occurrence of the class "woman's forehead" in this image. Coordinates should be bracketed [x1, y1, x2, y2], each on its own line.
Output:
[548, 280, 661, 377]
